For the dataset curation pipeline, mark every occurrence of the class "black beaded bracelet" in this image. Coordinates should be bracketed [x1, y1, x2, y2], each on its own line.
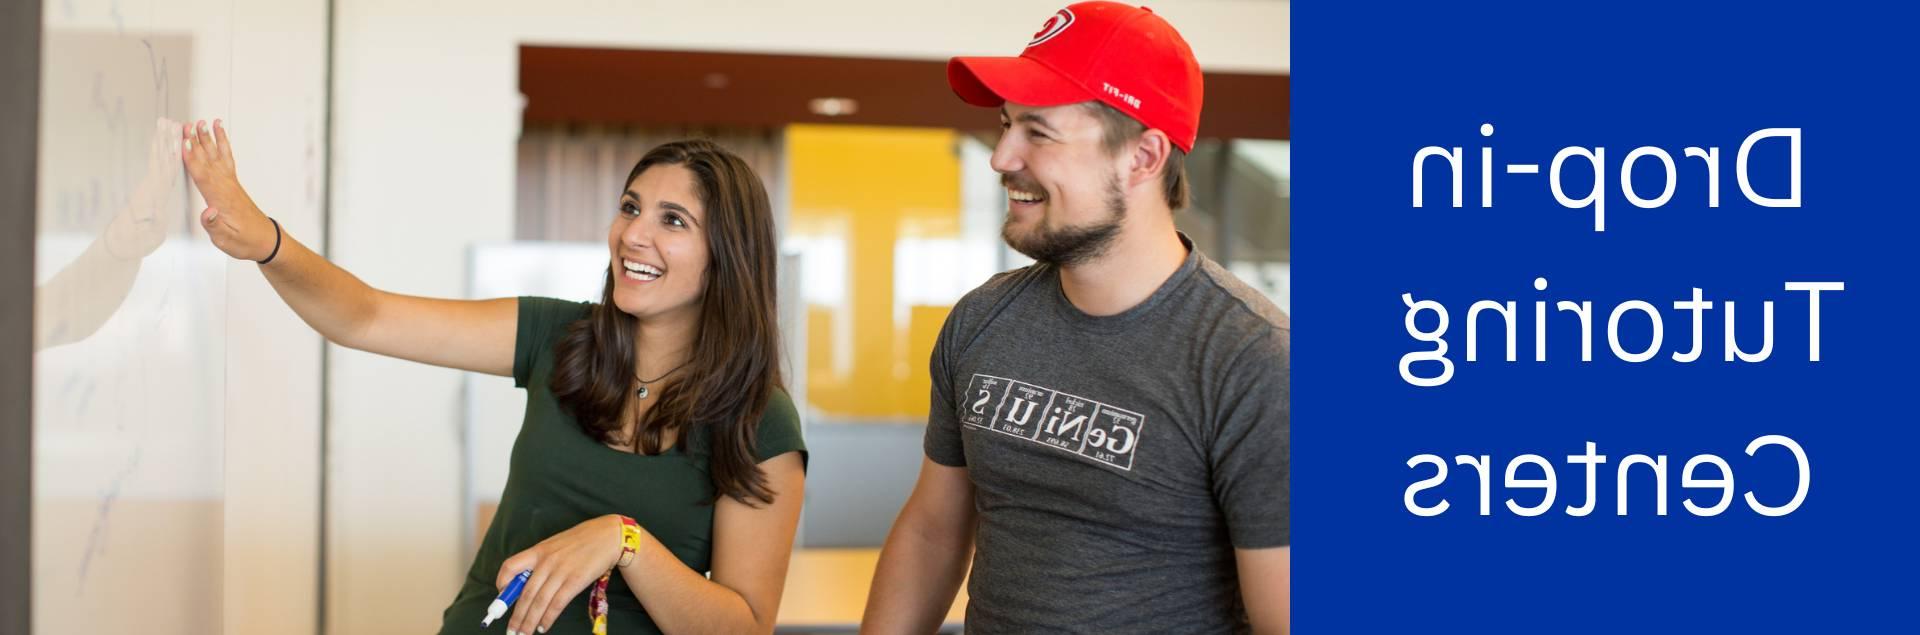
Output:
[258, 217, 283, 265]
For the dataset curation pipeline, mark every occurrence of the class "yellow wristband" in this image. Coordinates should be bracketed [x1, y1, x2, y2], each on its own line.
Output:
[591, 516, 645, 635]
[616, 515, 642, 568]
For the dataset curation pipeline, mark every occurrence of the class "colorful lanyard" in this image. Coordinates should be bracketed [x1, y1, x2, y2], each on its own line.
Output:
[589, 515, 646, 635]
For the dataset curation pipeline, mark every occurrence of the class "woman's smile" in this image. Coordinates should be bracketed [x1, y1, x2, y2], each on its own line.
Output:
[619, 257, 664, 284]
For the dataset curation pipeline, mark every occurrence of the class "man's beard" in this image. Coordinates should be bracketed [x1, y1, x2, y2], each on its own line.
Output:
[1002, 171, 1128, 267]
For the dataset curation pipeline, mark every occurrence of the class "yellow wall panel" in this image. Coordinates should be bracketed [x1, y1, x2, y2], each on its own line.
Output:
[788, 125, 961, 419]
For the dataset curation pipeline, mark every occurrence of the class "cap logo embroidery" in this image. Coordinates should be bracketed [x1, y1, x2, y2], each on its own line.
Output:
[1027, 8, 1076, 47]
[1103, 82, 1143, 109]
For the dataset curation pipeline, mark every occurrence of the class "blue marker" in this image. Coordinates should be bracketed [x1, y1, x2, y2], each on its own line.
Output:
[482, 570, 532, 627]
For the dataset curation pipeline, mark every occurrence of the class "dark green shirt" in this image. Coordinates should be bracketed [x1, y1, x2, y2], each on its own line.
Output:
[438, 297, 806, 634]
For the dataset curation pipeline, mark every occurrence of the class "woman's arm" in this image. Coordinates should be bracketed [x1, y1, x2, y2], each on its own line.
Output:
[630, 450, 805, 634]
[499, 451, 807, 635]
[182, 119, 516, 376]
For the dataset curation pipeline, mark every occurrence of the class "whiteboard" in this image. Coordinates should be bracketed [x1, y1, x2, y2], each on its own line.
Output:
[31, 1, 330, 632]
[33, 21, 226, 635]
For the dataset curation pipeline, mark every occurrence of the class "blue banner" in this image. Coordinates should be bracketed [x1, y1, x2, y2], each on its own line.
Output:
[1293, 2, 1916, 630]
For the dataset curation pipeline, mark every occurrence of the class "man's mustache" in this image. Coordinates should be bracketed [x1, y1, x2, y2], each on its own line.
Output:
[1000, 173, 1042, 193]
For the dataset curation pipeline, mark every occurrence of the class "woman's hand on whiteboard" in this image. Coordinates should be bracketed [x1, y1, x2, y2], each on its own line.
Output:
[181, 119, 274, 261]
[496, 514, 630, 634]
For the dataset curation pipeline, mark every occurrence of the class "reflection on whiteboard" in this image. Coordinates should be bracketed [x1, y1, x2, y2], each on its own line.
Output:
[33, 23, 226, 635]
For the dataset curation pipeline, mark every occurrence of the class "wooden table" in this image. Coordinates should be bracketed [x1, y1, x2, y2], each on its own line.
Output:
[776, 548, 968, 633]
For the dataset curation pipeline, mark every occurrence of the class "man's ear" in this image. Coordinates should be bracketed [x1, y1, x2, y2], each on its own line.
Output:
[1128, 129, 1173, 190]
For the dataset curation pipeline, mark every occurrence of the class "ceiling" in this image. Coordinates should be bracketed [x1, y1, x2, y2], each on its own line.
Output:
[520, 45, 1288, 140]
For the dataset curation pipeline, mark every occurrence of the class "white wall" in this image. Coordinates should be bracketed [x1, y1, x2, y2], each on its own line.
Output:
[326, 2, 1287, 632]
[222, 0, 329, 631]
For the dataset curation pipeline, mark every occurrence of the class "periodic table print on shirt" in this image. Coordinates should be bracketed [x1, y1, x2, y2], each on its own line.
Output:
[959, 373, 1146, 471]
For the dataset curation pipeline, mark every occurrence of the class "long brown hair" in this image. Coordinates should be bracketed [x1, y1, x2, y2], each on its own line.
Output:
[549, 139, 783, 506]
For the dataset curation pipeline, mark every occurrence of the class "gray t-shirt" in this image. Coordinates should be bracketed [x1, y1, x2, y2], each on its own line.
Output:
[925, 236, 1290, 634]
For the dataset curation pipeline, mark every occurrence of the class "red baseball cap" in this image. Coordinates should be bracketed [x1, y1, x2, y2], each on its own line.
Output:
[949, 1, 1204, 152]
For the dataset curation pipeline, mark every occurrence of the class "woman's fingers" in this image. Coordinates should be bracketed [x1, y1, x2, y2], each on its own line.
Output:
[194, 120, 217, 159]
[186, 120, 209, 169]
[499, 547, 546, 635]
[498, 551, 539, 591]
[213, 119, 233, 162]
[177, 117, 255, 224]
[181, 122, 212, 182]
[509, 568, 555, 635]
[523, 572, 582, 635]
[533, 576, 581, 634]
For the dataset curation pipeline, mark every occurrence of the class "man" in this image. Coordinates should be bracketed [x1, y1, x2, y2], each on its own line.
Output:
[861, 3, 1290, 633]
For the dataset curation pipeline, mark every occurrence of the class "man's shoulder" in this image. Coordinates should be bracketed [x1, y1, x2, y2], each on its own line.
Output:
[1176, 257, 1290, 391]
[1190, 256, 1289, 338]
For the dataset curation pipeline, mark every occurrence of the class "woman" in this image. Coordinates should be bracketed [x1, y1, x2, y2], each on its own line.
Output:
[181, 120, 805, 635]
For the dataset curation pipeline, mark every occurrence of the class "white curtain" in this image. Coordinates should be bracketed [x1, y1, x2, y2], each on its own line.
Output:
[516, 123, 783, 241]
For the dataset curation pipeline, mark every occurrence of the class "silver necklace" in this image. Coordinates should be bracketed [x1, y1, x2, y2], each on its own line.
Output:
[634, 360, 689, 399]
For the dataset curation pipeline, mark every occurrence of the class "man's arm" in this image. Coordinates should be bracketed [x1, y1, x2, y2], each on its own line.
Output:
[1213, 325, 1290, 634]
[860, 458, 978, 634]
[1238, 546, 1290, 635]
